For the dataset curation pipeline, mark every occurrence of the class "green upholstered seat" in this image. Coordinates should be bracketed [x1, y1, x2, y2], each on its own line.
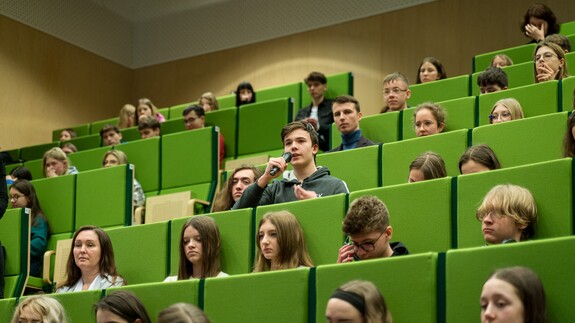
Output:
[0, 298, 17, 323]
[471, 112, 567, 168]
[255, 194, 347, 267]
[561, 76, 575, 111]
[116, 137, 161, 193]
[301, 72, 354, 109]
[2, 149, 21, 164]
[446, 236, 575, 322]
[471, 61, 535, 96]
[90, 117, 120, 135]
[52, 124, 90, 142]
[408, 75, 470, 106]
[0, 208, 29, 298]
[258, 82, 302, 112]
[20, 142, 59, 162]
[32, 175, 75, 235]
[75, 165, 133, 229]
[159, 118, 186, 136]
[477, 81, 559, 126]
[456, 158, 573, 248]
[217, 94, 236, 110]
[330, 110, 399, 149]
[316, 145, 380, 192]
[206, 108, 238, 159]
[473, 43, 537, 72]
[350, 177, 453, 253]
[203, 269, 309, 322]
[381, 129, 468, 186]
[66, 134, 102, 151]
[315, 253, 437, 322]
[120, 127, 141, 142]
[68, 146, 110, 172]
[49, 290, 102, 323]
[560, 21, 575, 35]
[23, 159, 43, 180]
[168, 102, 194, 119]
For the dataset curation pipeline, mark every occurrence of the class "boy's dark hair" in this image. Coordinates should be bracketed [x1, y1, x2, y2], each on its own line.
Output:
[333, 95, 360, 112]
[477, 67, 508, 88]
[182, 104, 205, 118]
[304, 72, 327, 85]
[137, 116, 161, 130]
[99, 124, 121, 137]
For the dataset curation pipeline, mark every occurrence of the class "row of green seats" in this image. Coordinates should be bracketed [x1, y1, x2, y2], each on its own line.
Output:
[3, 235, 575, 322]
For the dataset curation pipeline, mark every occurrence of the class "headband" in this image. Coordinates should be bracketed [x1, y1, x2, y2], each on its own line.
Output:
[330, 289, 366, 315]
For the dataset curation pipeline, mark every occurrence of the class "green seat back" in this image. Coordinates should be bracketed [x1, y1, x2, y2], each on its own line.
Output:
[472, 112, 566, 168]
[381, 129, 468, 186]
[109, 280, 199, 320]
[560, 21, 575, 35]
[408, 75, 470, 106]
[217, 94, 236, 109]
[203, 269, 309, 322]
[161, 127, 218, 202]
[168, 102, 194, 119]
[561, 76, 575, 111]
[446, 236, 575, 322]
[301, 72, 354, 108]
[107, 222, 169, 284]
[75, 165, 132, 229]
[473, 43, 537, 72]
[20, 142, 59, 162]
[160, 118, 186, 136]
[5, 163, 23, 176]
[50, 290, 102, 323]
[90, 117, 120, 134]
[170, 209, 253, 276]
[331, 111, 399, 149]
[52, 124, 90, 142]
[350, 177, 453, 253]
[258, 82, 302, 112]
[471, 61, 535, 96]
[2, 149, 21, 164]
[402, 96, 476, 140]
[0, 298, 17, 323]
[68, 146, 110, 172]
[316, 253, 437, 322]
[477, 81, 559, 125]
[117, 137, 160, 193]
[456, 158, 573, 248]
[237, 98, 292, 157]
[31, 175, 75, 234]
[65, 134, 102, 151]
[0, 208, 29, 298]
[120, 127, 141, 142]
[255, 194, 347, 266]
[206, 108, 238, 158]
[316, 145, 380, 192]
[23, 159, 43, 180]
[566, 52, 575, 75]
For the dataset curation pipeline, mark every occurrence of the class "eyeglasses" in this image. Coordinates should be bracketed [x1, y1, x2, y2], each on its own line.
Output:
[383, 88, 408, 97]
[477, 210, 505, 221]
[534, 52, 558, 62]
[184, 117, 198, 124]
[10, 194, 25, 201]
[414, 120, 436, 129]
[349, 231, 385, 253]
[489, 111, 512, 121]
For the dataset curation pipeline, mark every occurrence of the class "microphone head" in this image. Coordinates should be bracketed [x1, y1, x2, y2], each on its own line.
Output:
[283, 152, 293, 163]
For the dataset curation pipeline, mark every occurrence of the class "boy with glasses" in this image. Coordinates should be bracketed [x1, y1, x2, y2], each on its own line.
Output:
[182, 104, 225, 168]
[380, 72, 411, 113]
[337, 196, 408, 263]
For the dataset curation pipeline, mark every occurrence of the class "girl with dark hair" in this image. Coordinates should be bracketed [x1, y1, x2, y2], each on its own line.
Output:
[235, 82, 256, 107]
[416, 57, 447, 84]
[95, 291, 151, 323]
[522, 3, 560, 43]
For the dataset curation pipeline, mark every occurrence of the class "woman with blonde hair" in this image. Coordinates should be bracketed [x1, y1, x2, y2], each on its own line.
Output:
[136, 98, 166, 124]
[476, 184, 538, 245]
[11, 295, 69, 323]
[489, 98, 524, 124]
[164, 216, 228, 281]
[157, 303, 210, 323]
[118, 104, 137, 129]
[326, 280, 392, 323]
[254, 211, 313, 272]
[413, 102, 445, 137]
[42, 147, 78, 178]
[491, 54, 513, 68]
[408, 151, 447, 183]
[198, 92, 219, 112]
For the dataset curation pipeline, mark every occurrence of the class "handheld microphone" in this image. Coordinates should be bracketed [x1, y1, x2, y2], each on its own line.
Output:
[269, 152, 292, 176]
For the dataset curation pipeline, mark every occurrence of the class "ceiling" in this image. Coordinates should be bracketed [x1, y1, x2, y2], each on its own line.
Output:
[1, 0, 435, 68]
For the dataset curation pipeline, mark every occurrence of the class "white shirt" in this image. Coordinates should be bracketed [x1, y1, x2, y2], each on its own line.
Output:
[164, 271, 229, 282]
[57, 274, 124, 293]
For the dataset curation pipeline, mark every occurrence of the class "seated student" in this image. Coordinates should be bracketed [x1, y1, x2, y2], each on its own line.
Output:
[546, 34, 571, 53]
[329, 95, 376, 152]
[416, 57, 447, 84]
[481, 267, 547, 323]
[136, 98, 166, 123]
[182, 104, 225, 168]
[232, 121, 349, 209]
[100, 124, 125, 146]
[94, 290, 151, 323]
[10, 295, 69, 323]
[165, 216, 228, 281]
[296, 72, 334, 152]
[138, 115, 161, 139]
[211, 166, 263, 212]
[337, 196, 408, 263]
[57, 226, 125, 292]
[521, 3, 559, 43]
[157, 303, 210, 323]
[9, 179, 49, 277]
[413, 102, 445, 137]
[6, 166, 32, 185]
[562, 112, 575, 158]
[198, 92, 219, 112]
[458, 144, 501, 175]
[235, 82, 256, 107]
[118, 104, 137, 129]
[61, 142, 78, 155]
[254, 211, 313, 272]
[59, 128, 77, 142]
[326, 280, 392, 323]
[491, 54, 513, 68]
[42, 147, 79, 178]
[477, 67, 508, 94]
[489, 98, 524, 124]
[408, 151, 447, 183]
[476, 184, 537, 245]
[102, 150, 145, 208]
[534, 41, 569, 83]
[380, 72, 411, 113]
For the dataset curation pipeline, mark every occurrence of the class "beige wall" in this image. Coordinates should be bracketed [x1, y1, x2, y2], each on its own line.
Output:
[2, 0, 574, 150]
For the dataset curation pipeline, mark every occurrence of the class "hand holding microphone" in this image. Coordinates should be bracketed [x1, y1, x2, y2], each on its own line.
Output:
[269, 152, 292, 176]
